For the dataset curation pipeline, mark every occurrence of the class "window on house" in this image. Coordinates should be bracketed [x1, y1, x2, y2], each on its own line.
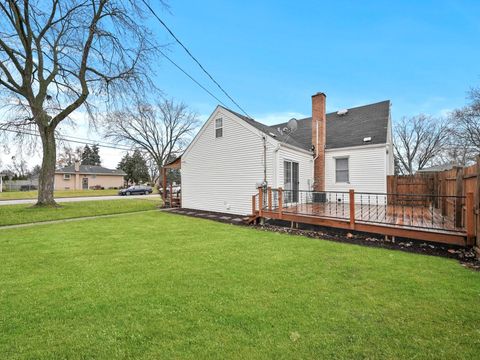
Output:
[64, 174, 71, 180]
[215, 118, 223, 138]
[335, 157, 349, 183]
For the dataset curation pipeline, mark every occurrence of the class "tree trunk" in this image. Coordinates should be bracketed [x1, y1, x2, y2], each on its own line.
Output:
[37, 125, 57, 206]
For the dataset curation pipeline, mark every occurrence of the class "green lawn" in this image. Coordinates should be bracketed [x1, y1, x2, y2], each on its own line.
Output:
[0, 212, 479, 359]
[0, 198, 161, 226]
[0, 188, 122, 200]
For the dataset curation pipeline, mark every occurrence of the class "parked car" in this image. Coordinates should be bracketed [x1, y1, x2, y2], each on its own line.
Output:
[118, 185, 153, 196]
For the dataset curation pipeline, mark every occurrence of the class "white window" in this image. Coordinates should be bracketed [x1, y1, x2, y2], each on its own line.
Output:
[64, 174, 71, 180]
[215, 118, 223, 138]
[335, 157, 349, 183]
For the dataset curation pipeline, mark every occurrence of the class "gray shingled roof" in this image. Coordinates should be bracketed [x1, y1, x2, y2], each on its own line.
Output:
[417, 163, 459, 173]
[56, 165, 126, 176]
[221, 100, 390, 151]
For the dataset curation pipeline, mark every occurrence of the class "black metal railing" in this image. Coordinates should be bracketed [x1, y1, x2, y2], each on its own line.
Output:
[260, 188, 466, 233]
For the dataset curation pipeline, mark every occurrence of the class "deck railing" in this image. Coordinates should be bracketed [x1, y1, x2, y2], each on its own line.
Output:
[253, 187, 473, 235]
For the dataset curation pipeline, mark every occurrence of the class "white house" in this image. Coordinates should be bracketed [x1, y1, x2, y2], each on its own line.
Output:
[180, 92, 394, 215]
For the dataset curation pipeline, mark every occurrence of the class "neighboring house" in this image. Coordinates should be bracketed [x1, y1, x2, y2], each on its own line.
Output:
[417, 163, 458, 174]
[181, 92, 394, 215]
[55, 162, 126, 190]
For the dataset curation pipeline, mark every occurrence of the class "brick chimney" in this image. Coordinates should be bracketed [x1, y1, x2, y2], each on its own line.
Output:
[312, 92, 326, 192]
[74, 161, 80, 172]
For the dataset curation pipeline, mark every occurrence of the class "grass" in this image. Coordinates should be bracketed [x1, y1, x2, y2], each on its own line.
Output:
[0, 198, 161, 226]
[0, 212, 479, 359]
[0, 188, 123, 200]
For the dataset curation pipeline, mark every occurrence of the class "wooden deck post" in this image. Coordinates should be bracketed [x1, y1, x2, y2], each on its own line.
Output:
[349, 189, 355, 229]
[466, 192, 475, 245]
[169, 183, 173, 208]
[278, 187, 283, 217]
[162, 167, 167, 206]
[455, 166, 464, 228]
[258, 187, 264, 217]
[267, 187, 272, 210]
[252, 195, 257, 214]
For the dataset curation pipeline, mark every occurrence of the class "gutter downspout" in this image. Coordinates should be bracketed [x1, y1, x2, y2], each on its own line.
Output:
[313, 119, 319, 161]
[273, 142, 281, 188]
[262, 136, 267, 184]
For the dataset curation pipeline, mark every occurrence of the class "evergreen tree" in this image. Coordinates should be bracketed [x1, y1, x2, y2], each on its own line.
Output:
[81, 144, 101, 166]
[118, 150, 149, 185]
[91, 144, 101, 166]
[81, 145, 92, 165]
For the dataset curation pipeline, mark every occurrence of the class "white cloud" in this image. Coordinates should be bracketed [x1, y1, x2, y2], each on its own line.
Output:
[1, 109, 126, 170]
[437, 108, 452, 118]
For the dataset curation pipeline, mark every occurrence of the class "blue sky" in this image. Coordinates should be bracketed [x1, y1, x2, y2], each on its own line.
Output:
[3, 0, 479, 168]
[150, 0, 480, 122]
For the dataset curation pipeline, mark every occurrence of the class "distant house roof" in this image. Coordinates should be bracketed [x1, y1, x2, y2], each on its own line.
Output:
[56, 165, 126, 176]
[221, 100, 390, 151]
[417, 163, 459, 173]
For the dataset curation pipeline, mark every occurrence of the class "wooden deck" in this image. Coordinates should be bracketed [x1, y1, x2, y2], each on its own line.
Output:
[253, 188, 475, 247]
[281, 203, 462, 232]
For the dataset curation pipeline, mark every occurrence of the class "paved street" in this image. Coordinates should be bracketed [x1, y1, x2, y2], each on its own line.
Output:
[0, 194, 159, 206]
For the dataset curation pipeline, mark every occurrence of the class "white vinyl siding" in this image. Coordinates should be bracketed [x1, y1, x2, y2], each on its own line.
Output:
[325, 145, 387, 193]
[182, 108, 276, 215]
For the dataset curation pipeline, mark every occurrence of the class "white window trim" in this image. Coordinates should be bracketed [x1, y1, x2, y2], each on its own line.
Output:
[335, 156, 349, 184]
[215, 118, 223, 138]
[63, 174, 71, 180]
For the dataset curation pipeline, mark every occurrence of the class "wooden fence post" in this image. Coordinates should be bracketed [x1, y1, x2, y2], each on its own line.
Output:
[267, 187, 272, 211]
[349, 189, 355, 229]
[252, 195, 256, 215]
[466, 192, 475, 245]
[278, 187, 283, 217]
[433, 173, 439, 208]
[441, 175, 447, 216]
[476, 156, 480, 250]
[455, 166, 464, 228]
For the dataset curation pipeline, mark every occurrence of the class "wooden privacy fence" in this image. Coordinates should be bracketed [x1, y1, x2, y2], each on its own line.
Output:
[387, 157, 480, 250]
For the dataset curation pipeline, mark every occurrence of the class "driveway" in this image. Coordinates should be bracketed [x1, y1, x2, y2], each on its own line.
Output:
[0, 194, 159, 206]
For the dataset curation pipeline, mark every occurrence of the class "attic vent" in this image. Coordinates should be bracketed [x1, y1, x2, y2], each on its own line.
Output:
[363, 137, 372, 142]
[337, 109, 348, 116]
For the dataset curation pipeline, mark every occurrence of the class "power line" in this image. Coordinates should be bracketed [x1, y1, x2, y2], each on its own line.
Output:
[142, 0, 252, 118]
[3, 128, 133, 151]
[158, 48, 228, 107]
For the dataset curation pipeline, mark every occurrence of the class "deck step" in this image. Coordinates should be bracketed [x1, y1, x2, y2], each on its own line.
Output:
[245, 214, 259, 224]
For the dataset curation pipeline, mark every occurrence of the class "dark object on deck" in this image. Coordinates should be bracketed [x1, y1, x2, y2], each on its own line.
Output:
[312, 192, 327, 203]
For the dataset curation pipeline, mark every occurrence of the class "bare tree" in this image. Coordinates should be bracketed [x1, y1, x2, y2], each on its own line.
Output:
[57, 144, 82, 167]
[393, 114, 450, 174]
[8, 155, 29, 178]
[449, 87, 480, 158]
[145, 155, 160, 185]
[0, 1, 160, 205]
[106, 99, 199, 182]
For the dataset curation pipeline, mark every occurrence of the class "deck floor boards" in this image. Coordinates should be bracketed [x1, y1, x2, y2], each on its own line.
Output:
[280, 203, 463, 232]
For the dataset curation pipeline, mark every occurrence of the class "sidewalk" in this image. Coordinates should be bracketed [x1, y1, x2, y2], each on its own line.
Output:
[0, 209, 166, 230]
